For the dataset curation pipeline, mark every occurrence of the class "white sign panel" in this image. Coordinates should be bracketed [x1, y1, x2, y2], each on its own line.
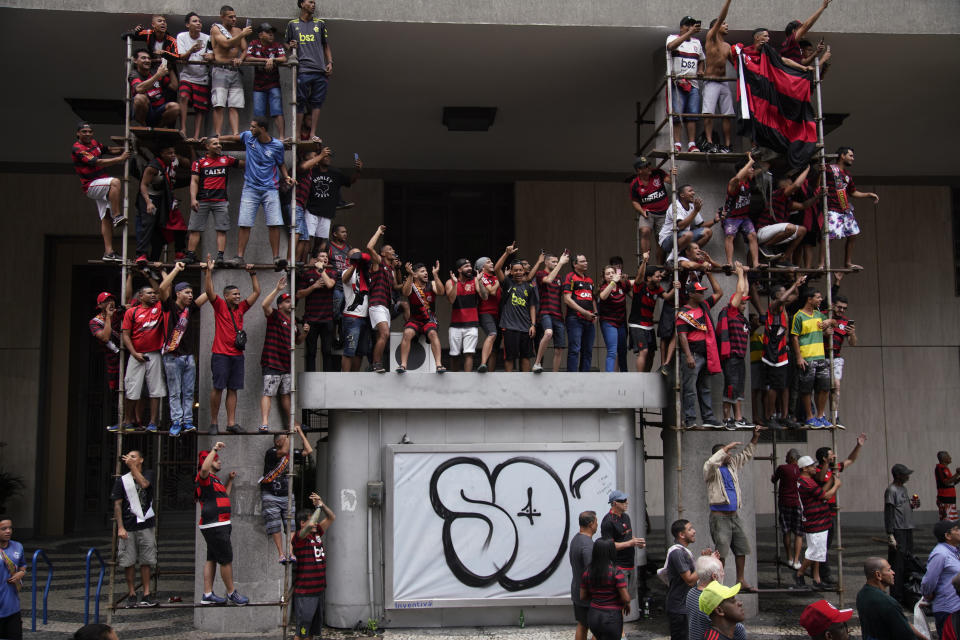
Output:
[390, 447, 619, 607]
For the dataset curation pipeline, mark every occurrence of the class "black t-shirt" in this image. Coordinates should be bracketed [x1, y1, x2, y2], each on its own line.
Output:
[306, 167, 351, 219]
[110, 470, 156, 530]
[261, 447, 305, 496]
[569, 532, 594, 605]
[665, 546, 695, 614]
[499, 278, 538, 332]
[600, 510, 634, 568]
[163, 298, 200, 356]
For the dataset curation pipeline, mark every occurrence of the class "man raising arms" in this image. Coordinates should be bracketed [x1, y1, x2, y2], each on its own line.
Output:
[703, 0, 734, 153]
[210, 5, 253, 136]
[397, 262, 445, 373]
[446, 257, 486, 372]
[366, 226, 400, 373]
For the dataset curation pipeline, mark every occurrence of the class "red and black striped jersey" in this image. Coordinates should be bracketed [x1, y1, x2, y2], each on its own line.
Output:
[703, 629, 735, 640]
[72, 139, 109, 192]
[725, 179, 751, 219]
[580, 565, 627, 610]
[629, 282, 664, 328]
[629, 169, 670, 214]
[450, 280, 479, 327]
[368, 265, 394, 309]
[292, 528, 327, 594]
[260, 310, 294, 372]
[130, 71, 173, 108]
[191, 155, 239, 202]
[535, 270, 564, 319]
[937, 464, 956, 502]
[797, 476, 832, 533]
[295, 172, 310, 208]
[564, 272, 595, 320]
[826, 164, 856, 213]
[408, 285, 436, 323]
[299, 267, 336, 322]
[597, 282, 627, 327]
[832, 313, 851, 357]
[758, 187, 792, 228]
[195, 473, 231, 528]
[762, 307, 790, 366]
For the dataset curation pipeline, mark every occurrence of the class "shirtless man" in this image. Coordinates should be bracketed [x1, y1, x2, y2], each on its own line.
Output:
[210, 5, 253, 136]
[703, 0, 734, 153]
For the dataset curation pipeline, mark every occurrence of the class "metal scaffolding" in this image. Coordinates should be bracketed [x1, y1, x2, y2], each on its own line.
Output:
[102, 37, 304, 638]
[635, 48, 848, 603]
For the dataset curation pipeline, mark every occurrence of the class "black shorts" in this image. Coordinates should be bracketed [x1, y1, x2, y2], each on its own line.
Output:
[573, 603, 589, 626]
[0, 612, 22, 640]
[479, 313, 498, 337]
[211, 353, 244, 390]
[293, 592, 324, 638]
[629, 326, 657, 354]
[201, 524, 234, 565]
[722, 358, 746, 403]
[503, 329, 534, 360]
[658, 305, 676, 341]
[763, 362, 789, 390]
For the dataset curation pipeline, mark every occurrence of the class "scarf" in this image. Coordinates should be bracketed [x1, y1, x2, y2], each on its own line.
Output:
[0, 547, 21, 592]
[122, 471, 155, 524]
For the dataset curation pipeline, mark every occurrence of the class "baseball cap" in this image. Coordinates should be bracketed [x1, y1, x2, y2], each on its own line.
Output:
[730, 293, 749, 303]
[608, 490, 629, 503]
[474, 257, 491, 272]
[633, 156, 652, 169]
[197, 450, 219, 469]
[277, 292, 291, 306]
[680, 16, 700, 27]
[797, 455, 816, 468]
[935, 520, 959, 542]
[96, 292, 115, 305]
[891, 463, 914, 477]
[799, 599, 853, 636]
[454, 258, 470, 271]
[685, 281, 707, 295]
[174, 281, 191, 293]
[699, 581, 740, 615]
[258, 22, 276, 32]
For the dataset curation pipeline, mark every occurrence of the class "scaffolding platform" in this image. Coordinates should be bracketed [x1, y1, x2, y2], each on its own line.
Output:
[111, 127, 317, 155]
[647, 149, 749, 164]
[87, 260, 288, 271]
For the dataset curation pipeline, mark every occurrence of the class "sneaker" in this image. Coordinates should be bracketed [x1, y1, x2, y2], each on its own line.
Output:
[532, 363, 544, 374]
[226, 424, 244, 434]
[782, 415, 802, 429]
[701, 141, 717, 154]
[227, 590, 249, 606]
[734, 418, 749, 427]
[723, 418, 735, 430]
[688, 144, 701, 152]
[208, 423, 219, 435]
[126, 594, 139, 608]
[718, 144, 732, 153]
[659, 365, 670, 376]
[372, 362, 386, 373]
[200, 592, 227, 605]
[214, 252, 226, 268]
[817, 416, 832, 428]
[135, 254, 148, 265]
[765, 416, 784, 430]
[259, 425, 270, 433]
[102, 252, 123, 263]
[759, 245, 783, 260]
[812, 581, 829, 592]
[791, 576, 807, 590]
[182, 251, 198, 265]
[227, 255, 244, 268]
[182, 422, 197, 433]
[674, 142, 682, 153]
[146, 422, 158, 433]
[111, 214, 128, 227]
[274, 257, 288, 271]
[336, 200, 355, 210]
[140, 594, 158, 607]
[395, 366, 406, 374]
[122, 423, 137, 433]
[702, 419, 724, 428]
[169, 422, 182, 437]
[106, 423, 121, 433]
[477, 363, 488, 373]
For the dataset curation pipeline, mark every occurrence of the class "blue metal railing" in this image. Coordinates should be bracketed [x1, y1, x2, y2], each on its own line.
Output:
[31, 549, 53, 632]
[84, 547, 106, 625]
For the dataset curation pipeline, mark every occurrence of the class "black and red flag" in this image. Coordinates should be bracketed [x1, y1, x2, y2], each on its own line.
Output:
[733, 42, 817, 168]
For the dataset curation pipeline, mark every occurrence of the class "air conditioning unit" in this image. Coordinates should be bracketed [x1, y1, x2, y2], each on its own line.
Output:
[388, 332, 436, 373]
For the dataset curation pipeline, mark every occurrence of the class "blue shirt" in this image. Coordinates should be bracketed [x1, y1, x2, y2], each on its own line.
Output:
[240, 130, 285, 191]
[0, 540, 25, 617]
[711, 466, 738, 512]
[921, 542, 960, 614]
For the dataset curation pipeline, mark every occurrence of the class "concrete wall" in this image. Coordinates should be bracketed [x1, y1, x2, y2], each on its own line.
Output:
[6, 0, 958, 34]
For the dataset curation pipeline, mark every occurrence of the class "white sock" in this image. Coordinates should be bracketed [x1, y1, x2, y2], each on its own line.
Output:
[204, 591, 213, 598]
[688, 142, 696, 148]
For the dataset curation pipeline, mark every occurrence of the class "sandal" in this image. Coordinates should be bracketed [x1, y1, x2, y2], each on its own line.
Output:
[395, 366, 406, 374]
[436, 366, 447, 374]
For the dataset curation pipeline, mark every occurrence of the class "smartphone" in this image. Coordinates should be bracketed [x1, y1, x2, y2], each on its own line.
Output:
[616, 268, 622, 276]
[354, 152, 359, 162]
[245, 18, 252, 28]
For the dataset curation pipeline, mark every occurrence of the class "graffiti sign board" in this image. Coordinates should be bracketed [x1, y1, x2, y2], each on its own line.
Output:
[386, 444, 622, 608]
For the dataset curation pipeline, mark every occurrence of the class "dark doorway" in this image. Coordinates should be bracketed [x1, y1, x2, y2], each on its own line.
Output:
[384, 183, 515, 271]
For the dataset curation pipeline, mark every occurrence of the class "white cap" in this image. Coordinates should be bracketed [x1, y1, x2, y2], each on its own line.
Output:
[797, 455, 816, 468]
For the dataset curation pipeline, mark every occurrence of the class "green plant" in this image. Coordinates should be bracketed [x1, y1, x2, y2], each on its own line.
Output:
[0, 468, 25, 513]
[366, 618, 379, 634]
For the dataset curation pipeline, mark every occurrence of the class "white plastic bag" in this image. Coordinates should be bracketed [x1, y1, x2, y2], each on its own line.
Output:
[913, 600, 932, 640]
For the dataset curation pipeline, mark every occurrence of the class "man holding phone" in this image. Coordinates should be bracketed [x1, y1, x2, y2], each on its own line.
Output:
[828, 293, 856, 425]
[286, 0, 333, 142]
[210, 6, 253, 136]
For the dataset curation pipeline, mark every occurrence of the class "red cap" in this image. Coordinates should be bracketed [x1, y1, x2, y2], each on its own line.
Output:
[799, 600, 853, 636]
[277, 293, 291, 306]
[691, 282, 707, 291]
[730, 293, 750, 303]
[198, 450, 219, 469]
[96, 292, 115, 305]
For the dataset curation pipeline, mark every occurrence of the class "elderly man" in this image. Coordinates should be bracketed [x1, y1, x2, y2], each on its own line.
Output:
[687, 556, 746, 640]
[921, 520, 960, 637]
[856, 557, 928, 640]
[703, 425, 763, 590]
[600, 490, 646, 612]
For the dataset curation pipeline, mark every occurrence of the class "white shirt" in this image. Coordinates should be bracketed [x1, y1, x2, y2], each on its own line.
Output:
[343, 270, 370, 318]
[666, 34, 705, 80]
[660, 200, 704, 246]
[176, 31, 211, 85]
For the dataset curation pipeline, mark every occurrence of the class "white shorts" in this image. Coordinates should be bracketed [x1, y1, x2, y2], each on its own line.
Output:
[211, 67, 245, 108]
[87, 177, 115, 220]
[125, 351, 167, 399]
[757, 222, 798, 245]
[369, 304, 390, 329]
[832, 356, 844, 381]
[449, 326, 479, 356]
[702, 81, 735, 115]
[315, 216, 332, 240]
[804, 529, 829, 562]
[304, 211, 319, 237]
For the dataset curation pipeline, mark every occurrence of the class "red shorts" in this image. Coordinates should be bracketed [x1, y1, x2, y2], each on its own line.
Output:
[179, 80, 211, 113]
[405, 318, 438, 336]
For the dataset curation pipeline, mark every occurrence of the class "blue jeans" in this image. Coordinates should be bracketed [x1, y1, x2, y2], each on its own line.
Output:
[566, 316, 595, 372]
[253, 87, 283, 117]
[162, 353, 196, 424]
[238, 186, 283, 227]
[600, 322, 627, 372]
[681, 350, 715, 425]
[671, 82, 702, 122]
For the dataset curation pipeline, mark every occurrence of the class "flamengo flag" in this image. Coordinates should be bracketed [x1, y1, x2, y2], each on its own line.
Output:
[734, 42, 817, 168]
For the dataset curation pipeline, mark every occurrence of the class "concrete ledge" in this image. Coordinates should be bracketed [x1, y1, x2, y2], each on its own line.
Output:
[299, 372, 667, 410]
